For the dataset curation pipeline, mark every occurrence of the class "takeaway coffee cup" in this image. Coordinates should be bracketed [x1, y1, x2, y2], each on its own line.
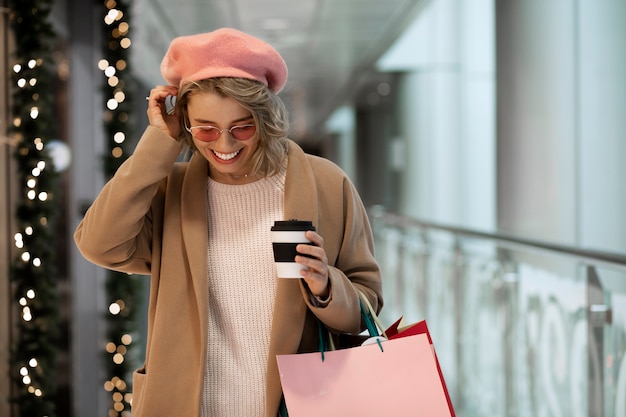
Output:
[271, 220, 316, 278]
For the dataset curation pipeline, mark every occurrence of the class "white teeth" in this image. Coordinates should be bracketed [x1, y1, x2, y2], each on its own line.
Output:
[213, 149, 240, 160]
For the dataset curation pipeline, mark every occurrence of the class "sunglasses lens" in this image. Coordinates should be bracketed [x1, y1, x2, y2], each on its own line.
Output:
[230, 125, 256, 140]
[194, 127, 220, 142]
[190, 124, 256, 141]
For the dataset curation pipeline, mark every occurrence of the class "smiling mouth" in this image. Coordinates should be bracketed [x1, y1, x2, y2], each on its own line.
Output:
[212, 149, 241, 161]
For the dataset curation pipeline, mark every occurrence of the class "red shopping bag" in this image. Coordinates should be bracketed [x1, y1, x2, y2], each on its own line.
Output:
[277, 314, 456, 417]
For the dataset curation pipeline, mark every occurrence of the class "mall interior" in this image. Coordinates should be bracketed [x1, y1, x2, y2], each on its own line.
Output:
[1, 0, 625, 416]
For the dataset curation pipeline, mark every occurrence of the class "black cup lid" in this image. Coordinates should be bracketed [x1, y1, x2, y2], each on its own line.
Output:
[271, 219, 316, 231]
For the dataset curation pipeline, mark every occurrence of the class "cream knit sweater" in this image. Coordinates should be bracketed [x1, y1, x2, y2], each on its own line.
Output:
[201, 166, 285, 417]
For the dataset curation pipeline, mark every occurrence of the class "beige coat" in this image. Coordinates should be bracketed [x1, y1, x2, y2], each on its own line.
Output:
[75, 127, 382, 416]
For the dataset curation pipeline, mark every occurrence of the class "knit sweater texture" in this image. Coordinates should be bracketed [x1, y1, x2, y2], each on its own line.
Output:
[201, 164, 286, 416]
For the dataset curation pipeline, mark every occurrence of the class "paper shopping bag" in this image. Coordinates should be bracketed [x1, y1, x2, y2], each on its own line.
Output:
[383, 318, 456, 414]
[276, 332, 455, 417]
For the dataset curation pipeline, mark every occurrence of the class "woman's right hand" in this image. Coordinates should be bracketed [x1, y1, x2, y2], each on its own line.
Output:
[147, 85, 180, 139]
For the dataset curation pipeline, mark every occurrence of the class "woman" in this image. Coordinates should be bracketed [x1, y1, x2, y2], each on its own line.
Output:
[75, 28, 382, 417]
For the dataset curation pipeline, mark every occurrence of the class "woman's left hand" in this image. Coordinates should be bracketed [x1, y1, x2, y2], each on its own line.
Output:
[296, 231, 329, 298]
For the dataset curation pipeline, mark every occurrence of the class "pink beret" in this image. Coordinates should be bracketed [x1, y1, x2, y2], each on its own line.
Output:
[160, 28, 288, 93]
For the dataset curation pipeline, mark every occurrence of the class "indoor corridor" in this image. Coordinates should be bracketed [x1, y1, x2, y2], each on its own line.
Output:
[1, 0, 625, 416]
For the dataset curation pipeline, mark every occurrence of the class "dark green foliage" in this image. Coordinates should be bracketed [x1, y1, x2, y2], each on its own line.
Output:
[8, 0, 61, 415]
[96, 0, 141, 414]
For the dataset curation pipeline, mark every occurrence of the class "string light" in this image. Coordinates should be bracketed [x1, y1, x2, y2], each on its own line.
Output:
[34, 137, 44, 150]
[98, 2, 138, 415]
[114, 132, 125, 144]
[108, 302, 121, 315]
[20, 356, 45, 399]
[107, 98, 119, 110]
[9, 2, 63, 415]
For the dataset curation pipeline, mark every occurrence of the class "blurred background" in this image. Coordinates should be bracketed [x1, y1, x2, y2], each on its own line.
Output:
[1, 0, 625, 416]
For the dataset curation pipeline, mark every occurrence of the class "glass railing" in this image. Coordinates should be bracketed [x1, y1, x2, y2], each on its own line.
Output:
[369, 207, 626, 417]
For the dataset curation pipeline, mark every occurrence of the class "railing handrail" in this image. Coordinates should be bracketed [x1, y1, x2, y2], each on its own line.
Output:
[370, 207, 626, 270]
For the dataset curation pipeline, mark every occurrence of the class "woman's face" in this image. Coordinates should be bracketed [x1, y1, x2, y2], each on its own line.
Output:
[186, 91, 259, 184]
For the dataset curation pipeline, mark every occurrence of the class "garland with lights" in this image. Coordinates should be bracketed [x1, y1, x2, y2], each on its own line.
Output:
[7, 0, 61, 415]
[96, 1, 142, 415]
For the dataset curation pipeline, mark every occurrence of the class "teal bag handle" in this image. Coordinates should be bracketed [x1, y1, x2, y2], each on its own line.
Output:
[359, 298, 380, 337]
[279, 396, 289, 417]
[317, 291, 384, 360]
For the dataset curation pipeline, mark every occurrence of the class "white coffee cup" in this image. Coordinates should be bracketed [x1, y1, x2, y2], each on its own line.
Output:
[271, 220, 316, 278]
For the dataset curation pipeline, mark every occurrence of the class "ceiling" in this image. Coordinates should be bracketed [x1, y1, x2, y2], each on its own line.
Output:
[131, 0, 428, 139]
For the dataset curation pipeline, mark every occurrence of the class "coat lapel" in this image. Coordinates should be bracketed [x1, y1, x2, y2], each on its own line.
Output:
[273, 140, 319, 348]
[180, 154, 210, 335]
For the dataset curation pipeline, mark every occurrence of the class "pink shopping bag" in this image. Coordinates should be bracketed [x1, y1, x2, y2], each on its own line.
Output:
[276, 329, 455, 417]
[384, 318, 456, 415]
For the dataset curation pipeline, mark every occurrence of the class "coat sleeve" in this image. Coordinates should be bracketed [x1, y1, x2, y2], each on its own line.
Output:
[74, 127, 183, 274]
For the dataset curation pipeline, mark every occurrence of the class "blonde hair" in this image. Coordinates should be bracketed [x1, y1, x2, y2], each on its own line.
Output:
[176, 77, 289, 177]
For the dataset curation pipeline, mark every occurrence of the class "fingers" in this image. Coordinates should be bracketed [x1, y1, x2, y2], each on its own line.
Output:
[295, 249, 327, 275]
[304, 230, 323, 247]
[296, 231, 329, 297]
[147, 85, 178, 105]
[147, 86, 178, 117]
[147, 86, 180, 138]
[295, 231, 325, 267]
